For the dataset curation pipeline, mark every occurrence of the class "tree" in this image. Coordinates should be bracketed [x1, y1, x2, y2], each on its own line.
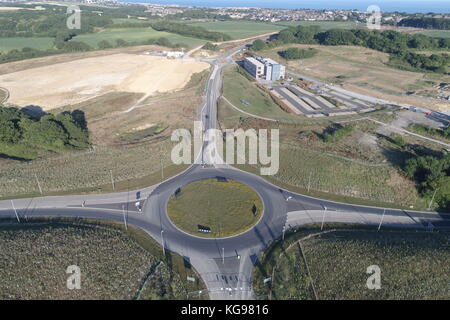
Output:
[294, 25, 320, 44]
[277, 30, 296, 44]
[0, 119, 21, 144]
[115, 38, 128, 47]
[318, 29, 358, 46]
[251, 39, 266, 51]
[97, 40, 113, 49]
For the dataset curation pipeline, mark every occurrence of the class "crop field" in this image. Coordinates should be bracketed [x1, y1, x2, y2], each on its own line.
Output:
[0, 37, 54, 52]
[254, 227, 450, 300]
[273, 20, 360, 30]
[186, 21, 284, 39]
[0, 220, 203, 299]
[259, 44, 450, 111]
[167, 179, 263, 238]
[72, 28, 206, 49]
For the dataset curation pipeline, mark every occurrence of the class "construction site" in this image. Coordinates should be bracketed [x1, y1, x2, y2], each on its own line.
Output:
[270, 84, 375, 118]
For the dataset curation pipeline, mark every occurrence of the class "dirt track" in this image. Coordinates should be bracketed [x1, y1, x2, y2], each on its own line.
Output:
[0, 53, 209, 110]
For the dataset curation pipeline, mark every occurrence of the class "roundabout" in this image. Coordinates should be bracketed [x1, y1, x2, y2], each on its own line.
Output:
[166, 178, 264, 238]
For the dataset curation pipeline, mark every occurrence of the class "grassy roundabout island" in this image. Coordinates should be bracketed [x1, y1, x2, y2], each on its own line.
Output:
[167, 179, 263, 238]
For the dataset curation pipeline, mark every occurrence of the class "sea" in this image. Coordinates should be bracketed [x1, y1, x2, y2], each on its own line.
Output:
[122, 0, 450, 14]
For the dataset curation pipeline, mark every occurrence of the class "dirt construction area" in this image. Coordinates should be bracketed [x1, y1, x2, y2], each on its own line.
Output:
[0, 53, 210, 110]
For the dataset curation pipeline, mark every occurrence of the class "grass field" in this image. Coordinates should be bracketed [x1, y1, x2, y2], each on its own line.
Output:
[222, 65, 296, 121]
[254, 225, 450, 300]
[273, 20, 360, 29]
[0, 220, 204, 299]
[0, 37, 54, 52]
[72, 28, 206, 49]
[417, 30, 450, 39]
[112, 18, 150, 24]
[186, 21, 284, 39]
[167, 179, 263, 238]
[259, 44, 450, 110]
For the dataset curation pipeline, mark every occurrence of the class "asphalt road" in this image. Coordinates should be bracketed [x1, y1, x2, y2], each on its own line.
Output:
[0, 44, 449, 300]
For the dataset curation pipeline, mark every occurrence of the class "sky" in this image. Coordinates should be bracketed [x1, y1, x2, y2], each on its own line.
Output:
[124, 0, 450, 13]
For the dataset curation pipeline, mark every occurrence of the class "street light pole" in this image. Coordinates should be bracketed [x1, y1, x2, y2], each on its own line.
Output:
[161, 230, 165, 256]
[11, 200, 20, 223]
[222, 247, 225, 264]
[34, 173, 43, 195]
[122, 205, 127, 231]
[110, 170, 115, 191]
[321, 205, 327, 231]
[428, 188, 438, 210]
[378, 209, 386, 231]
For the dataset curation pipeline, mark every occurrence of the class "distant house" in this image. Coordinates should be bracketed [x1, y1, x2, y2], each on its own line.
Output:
[243, 56, 285, 81]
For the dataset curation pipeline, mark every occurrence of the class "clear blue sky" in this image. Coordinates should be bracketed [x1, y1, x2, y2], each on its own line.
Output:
[125, 0, 450, 13]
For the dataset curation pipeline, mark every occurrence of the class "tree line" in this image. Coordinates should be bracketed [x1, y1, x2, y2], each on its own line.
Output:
[279, 47, 318, 60]
[252, 25, 450, 73]
[398, 17, 450, 30]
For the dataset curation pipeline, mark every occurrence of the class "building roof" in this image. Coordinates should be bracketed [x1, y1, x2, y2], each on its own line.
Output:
[245, 57, 265, 68]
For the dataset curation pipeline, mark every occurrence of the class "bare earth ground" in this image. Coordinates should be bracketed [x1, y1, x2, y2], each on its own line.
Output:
[0, 53, 209, 110]
[261, 44, 450, 111]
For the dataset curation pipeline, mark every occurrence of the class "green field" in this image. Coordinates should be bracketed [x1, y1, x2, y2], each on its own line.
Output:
[186, 21, 284, 39]
[222, 66, 295, 121]
[254, 226, 450, 300]
[0, 37, 54, 52]
[273, 20, 360, 30]
[72, 28, 206, 49]
[167, 179, 263, 238]
[0, 220, 204, 299]
[417, 30, 450, 39]
[112, 18, 150, 24]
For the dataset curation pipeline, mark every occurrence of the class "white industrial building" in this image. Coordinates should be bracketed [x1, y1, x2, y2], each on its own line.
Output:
[243, 56, 285, 81]
[165, 51, 185, 58]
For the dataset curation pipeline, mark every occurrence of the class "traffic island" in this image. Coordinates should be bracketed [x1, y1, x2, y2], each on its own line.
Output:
[167, 178, 263, 238]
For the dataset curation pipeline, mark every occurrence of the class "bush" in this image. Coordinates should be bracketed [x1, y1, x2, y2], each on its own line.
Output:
[279, 47, 318, 60]
[202, 42, 218, 51]
[251, 39, 266, 51]
[321, 124, 354, 143]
